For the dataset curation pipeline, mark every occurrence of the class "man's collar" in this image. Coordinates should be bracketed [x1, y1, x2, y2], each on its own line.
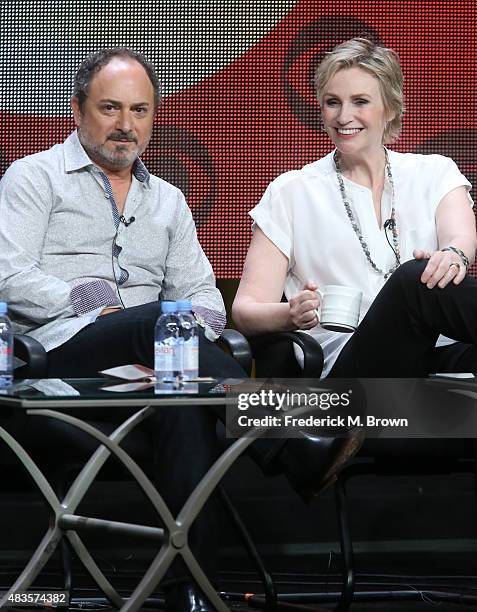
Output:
[64, 130, 150, 185]
[64, 130, 93, 172]
[131, 157, 150, 184]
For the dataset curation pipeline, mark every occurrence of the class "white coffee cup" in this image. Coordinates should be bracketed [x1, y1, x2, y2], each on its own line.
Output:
[317, 285, 362, 333]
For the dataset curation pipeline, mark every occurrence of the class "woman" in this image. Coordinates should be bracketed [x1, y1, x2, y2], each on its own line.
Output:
[233, 38, 476, 378]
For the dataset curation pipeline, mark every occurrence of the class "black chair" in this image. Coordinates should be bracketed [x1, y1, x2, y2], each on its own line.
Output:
[248, 330, 477, 610]
[249, 331, 324, 378]
[13, 335, 48, 378]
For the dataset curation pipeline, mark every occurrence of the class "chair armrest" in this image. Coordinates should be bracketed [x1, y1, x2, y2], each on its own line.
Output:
[249, 331, 324, 378]
[14, 334, 48, 378]
[217, 329, 252, 376]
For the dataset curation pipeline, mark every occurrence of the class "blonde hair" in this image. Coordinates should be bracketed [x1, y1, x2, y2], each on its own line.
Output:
[314, 38, 404, 143]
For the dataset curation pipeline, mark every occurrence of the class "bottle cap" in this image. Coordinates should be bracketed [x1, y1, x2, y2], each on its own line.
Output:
[161, 301, 177, 313]
[176, 300, 192, 311]
[0, 302, 7, 314]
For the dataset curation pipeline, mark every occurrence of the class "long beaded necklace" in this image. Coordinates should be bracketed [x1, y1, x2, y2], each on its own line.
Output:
[334, 148, 400, 280]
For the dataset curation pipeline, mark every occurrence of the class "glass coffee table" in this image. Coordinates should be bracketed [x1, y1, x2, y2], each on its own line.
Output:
[0, 377, 250, 612]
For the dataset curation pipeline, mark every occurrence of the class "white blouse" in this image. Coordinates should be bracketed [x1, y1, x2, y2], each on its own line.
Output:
[250, 150, 474, 377]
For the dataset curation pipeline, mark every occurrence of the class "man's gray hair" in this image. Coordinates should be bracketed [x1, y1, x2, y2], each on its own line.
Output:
[73, 47, 162, 111]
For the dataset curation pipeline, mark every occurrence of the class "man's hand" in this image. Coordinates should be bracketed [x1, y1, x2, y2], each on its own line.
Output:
[414, 248, 465, 289]
[288, 280, 320, 329]
[99, 307, 122, 316]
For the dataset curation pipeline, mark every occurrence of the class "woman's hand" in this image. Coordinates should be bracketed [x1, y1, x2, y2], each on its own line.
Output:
[414, 248, 466, 289]
[420, 185, 477, 290]
[289, 280, 320, 329]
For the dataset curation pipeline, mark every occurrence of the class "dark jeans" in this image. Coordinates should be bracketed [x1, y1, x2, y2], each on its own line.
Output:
[46, 302, 247, 585]
[330, 259, 477, 377]
[47, 302, 244, 379]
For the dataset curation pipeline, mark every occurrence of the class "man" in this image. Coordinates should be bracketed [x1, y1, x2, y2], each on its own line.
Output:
[0, 47, 244, 612]
[0, 47, 362, 611]
[0, 48, 226, 368]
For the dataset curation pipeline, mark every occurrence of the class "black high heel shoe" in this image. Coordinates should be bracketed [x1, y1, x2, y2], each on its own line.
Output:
[279, 429, 365, 503]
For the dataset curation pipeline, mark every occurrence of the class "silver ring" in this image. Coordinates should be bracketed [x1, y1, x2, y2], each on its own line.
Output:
[449, 262, 461, 271]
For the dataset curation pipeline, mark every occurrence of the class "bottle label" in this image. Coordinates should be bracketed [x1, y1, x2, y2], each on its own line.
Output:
[183, 336, 199, 374]
[154, 339, 183, 375]
[0, 340, 12, 372]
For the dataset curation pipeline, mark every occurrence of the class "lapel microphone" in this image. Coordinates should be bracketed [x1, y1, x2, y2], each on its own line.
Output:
[120, 215, 136, 227]
[383, 218, 395, 230]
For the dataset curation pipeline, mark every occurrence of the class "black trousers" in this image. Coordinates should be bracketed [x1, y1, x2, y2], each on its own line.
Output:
[329, 259, 477, 377]
[46, 302, 247, 585]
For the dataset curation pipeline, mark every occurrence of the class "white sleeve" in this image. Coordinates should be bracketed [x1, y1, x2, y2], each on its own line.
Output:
[249, 178, 294, 262]
[433, 155, 474, 208]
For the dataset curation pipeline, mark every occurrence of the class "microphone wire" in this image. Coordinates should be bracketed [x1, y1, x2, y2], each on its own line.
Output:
[111, 216, 135, 309]
[384, 219, 400, 263]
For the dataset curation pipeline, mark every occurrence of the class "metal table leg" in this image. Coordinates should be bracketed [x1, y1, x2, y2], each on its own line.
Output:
[1, 406, 257, 612]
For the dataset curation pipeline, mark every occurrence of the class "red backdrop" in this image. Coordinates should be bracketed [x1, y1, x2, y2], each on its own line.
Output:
[1, 1, 475, 277]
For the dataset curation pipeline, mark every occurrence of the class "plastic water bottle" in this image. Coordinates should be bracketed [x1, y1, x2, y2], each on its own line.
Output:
[177, 300, 199, 380]
[0, 302, 13, 387]
[154, 301, 183, 382]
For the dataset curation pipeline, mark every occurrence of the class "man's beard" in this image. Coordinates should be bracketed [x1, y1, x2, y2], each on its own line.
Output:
[78, 129, 144, 169]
